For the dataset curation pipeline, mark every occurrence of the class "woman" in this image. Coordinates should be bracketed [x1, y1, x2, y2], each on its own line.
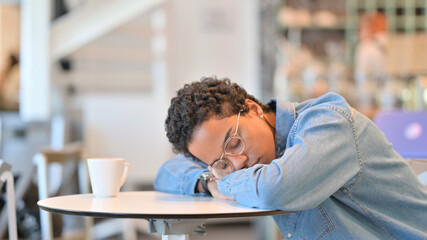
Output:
[154, 77, 427, 239]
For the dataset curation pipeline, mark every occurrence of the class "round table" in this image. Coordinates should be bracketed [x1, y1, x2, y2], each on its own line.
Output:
[38, 191, 287, 240]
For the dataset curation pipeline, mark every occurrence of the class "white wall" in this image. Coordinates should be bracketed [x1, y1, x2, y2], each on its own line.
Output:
[166, 0, 260, 99]
[81, 0, 260, 187]
[82, 93, 170, 186]
[80, 8, 170, 188]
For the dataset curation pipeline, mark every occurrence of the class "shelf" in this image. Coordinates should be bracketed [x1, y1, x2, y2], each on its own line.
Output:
[355, 0, 426, 9]
[277, 0, 427, 66]
[395, 16, 427, 29]
[279, 24, 346, 31]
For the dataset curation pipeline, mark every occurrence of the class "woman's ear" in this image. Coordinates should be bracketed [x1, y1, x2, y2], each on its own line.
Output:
[245, 99, 264, 117]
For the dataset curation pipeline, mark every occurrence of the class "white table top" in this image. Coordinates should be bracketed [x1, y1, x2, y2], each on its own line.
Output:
[38, 191, 287, 219]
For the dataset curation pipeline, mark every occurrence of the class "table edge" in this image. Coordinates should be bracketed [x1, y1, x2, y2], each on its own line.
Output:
[38, 204, 288, 219]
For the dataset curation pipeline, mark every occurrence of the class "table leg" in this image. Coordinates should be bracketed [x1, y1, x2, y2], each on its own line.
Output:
[161, 234, 189, 240]
[148, 219, 206, 239]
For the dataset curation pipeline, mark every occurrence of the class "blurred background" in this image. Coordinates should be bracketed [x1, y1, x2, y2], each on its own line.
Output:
[0, 0, 426, 239]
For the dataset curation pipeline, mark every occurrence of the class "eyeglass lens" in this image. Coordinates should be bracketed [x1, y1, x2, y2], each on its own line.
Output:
[211, 137, 245, 180]
[224, 136, 245, 155]
[211, 158, 236, 180]
[210, 111, 246, 180]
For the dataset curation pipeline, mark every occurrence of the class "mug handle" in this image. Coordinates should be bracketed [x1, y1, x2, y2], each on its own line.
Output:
[119, 162, 130, 187]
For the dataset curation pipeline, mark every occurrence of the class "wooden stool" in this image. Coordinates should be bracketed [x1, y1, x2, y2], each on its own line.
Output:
[34, 142, 92, 240]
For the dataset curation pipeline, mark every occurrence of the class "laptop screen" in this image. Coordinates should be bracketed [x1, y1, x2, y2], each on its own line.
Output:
[374, 111, 427, 159]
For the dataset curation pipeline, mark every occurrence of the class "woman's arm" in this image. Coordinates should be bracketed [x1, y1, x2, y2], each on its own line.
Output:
[217, 107, 360, 210]
[154, 154, 209, 196]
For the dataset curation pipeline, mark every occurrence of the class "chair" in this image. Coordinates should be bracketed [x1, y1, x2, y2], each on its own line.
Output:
[35, 143, 154, 240]
[0, 160, 18, 240]
[34, 142, 92, 240]
[374, 111, 427, 185]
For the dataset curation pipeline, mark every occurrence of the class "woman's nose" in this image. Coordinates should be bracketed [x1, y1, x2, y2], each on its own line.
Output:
[227, 154, 249, 170]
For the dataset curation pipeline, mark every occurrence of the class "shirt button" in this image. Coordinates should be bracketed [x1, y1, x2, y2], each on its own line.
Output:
[287, 233, 292, 238]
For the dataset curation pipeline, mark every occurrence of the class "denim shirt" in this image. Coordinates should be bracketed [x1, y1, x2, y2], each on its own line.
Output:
[154, 92, 427, 239]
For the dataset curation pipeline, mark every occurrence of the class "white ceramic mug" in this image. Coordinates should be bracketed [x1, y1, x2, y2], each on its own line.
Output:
[87, 158, 130, 198]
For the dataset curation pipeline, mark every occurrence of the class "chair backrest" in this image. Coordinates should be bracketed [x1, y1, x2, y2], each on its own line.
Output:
[374, 111, 427, 159]
[0, 160, 18, 240]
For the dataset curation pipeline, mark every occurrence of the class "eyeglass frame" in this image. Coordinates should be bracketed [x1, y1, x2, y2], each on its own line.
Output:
[209, 110, 246, 180]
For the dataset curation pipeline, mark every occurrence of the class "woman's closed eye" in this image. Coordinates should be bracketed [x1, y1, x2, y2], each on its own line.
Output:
[226, 138, 242, 152]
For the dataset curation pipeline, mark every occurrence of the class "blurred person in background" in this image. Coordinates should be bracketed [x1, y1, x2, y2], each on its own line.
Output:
[354, 12, 388, 118]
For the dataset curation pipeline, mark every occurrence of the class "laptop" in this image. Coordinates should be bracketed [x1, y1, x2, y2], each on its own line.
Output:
[374, 111, 427, 159]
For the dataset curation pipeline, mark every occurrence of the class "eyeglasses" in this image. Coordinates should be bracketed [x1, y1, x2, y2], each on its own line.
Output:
[209, 111, 246, 180]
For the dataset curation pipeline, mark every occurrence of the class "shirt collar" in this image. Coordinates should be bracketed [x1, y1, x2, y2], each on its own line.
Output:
[267, 99, 296, 157]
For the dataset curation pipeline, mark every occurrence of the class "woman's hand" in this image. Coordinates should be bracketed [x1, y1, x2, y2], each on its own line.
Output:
[207, 179, 234, 200]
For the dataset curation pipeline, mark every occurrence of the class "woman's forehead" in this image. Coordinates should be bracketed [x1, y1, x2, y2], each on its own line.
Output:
[203, 117, 234, 133]
[188, 116, 236, 163]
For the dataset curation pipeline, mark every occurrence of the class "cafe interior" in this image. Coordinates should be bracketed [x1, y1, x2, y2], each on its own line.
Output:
[0, 0, 426, 239]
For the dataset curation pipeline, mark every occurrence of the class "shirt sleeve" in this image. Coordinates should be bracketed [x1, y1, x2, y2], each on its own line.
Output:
[217, 107, 360, 211]
[154, 154, 209, 196]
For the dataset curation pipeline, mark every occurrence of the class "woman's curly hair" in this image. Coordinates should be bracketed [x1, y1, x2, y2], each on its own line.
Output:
[165, 77, 270, 158]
